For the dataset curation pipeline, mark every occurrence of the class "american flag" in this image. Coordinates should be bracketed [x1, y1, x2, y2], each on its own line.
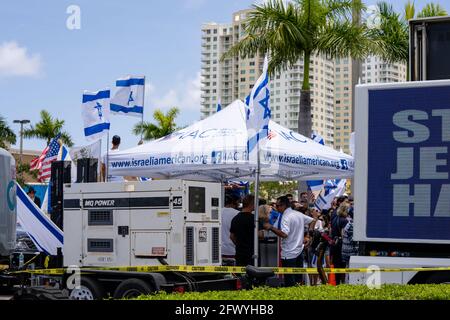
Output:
[30, 134, 61, 182]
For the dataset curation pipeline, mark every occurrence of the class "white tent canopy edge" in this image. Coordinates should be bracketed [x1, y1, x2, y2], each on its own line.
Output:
[108, 100, 354, 182]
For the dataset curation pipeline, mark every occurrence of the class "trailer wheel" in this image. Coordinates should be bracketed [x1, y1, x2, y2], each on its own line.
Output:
[425, 271, 450, 284]
[113, 278, 154, 299]
[69, 277, 105, 300]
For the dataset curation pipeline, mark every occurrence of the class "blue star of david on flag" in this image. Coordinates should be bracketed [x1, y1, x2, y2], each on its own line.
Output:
[259, 88, 271, 119]
[111, 75, 145, 118]
[128, 91, 134, 105]
[82, 89, 110, 141]
[94, 102, 103, 120]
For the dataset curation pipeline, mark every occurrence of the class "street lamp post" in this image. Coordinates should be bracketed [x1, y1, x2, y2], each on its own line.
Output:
[13, 119, 30, 169]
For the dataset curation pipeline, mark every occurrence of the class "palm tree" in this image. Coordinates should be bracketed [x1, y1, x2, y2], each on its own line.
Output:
[370, 1, 447, 64]
[0, 116, 16, 149]
[23, 110, 73, 147]
[222, 0, 369, 138]
[133, 107, 180, 140]
[417, 3, 447, 18]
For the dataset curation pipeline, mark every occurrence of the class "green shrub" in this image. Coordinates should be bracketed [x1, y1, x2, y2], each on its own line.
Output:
[135, 284, 450, 300]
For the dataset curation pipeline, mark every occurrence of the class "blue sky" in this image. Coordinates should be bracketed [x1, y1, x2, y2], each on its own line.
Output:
[1, 0, 448, 151]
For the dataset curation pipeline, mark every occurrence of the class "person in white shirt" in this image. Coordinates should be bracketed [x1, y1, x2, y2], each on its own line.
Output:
[221, 194, 240, 266]
[101, 135, 125, 182]
[264, 195, 316, 287]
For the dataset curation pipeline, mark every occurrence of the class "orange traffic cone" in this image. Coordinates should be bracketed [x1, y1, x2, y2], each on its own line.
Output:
[328, 264, 336, 286]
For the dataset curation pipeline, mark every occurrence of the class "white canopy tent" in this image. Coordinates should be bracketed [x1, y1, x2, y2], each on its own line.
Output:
[108, 100, 354, 181]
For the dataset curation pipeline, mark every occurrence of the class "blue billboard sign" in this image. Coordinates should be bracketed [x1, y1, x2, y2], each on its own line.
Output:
[367, 85, 450, 240]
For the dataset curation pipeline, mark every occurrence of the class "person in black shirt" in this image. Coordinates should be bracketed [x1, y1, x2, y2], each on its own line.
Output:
[230, 194, 255, 266]
[330, 195, 350, 284]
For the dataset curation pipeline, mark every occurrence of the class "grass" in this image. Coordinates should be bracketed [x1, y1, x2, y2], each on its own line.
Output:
[135, 284, 450, 300]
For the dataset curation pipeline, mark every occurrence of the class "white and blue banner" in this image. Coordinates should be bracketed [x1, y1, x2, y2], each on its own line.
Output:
[82, 89, 110, 141]
[17, 184, 63, 255]
[247, 56, 271, 159]
[110, 75, 145, 117]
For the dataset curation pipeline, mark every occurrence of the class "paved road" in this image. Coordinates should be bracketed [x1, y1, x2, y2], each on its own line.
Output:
[0, 295, 12, 300]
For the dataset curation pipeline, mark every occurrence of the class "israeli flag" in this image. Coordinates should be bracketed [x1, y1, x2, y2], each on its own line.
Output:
[17, 184, 63, 255]
[311, 131, 325, 145]
[82, 89, 110, 141]
[216, 98, 222, 112]
[307, 179, 324, 193]
[314, 179, 347, 210]
[110, 75, 145, 117]
[247, 56, 271, 158]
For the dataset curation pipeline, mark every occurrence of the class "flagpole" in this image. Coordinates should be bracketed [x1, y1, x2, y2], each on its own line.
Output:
[253, 144, 260, 267]
[140, 76, 146, 142]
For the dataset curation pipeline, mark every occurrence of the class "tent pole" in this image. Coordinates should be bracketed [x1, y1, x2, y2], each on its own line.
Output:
[106, 131, 109, 182]
[98, 138, 102, 182]
[253, 144, 260, 267]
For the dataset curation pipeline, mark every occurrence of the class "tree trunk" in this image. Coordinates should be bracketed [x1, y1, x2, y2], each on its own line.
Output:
[298, 89, 312, 138]
[298, 52, 312, 196]
[298, 51, 312, 138]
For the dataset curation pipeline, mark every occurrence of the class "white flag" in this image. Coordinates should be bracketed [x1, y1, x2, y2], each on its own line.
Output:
[247, 56, 270, 160]
[110, 75, 145, 117]
[314, 179, 347, 210]
[82, 89, 110, 141]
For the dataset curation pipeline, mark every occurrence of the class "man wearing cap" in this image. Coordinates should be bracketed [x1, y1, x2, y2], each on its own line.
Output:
[102, 135, 124, 182]
[27, 187, 41, 208]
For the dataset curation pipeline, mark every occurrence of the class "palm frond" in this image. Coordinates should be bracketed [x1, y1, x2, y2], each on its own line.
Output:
[22, 110, 72, 146]
[417, 3, 447, 18]
[324, 0, 365, 22]
[404, 0, 416, 21]
[222, 0, 309, 71]
[133, 108, 179, 141]
[0, 116, 16, 148]
[60, 132, 74, 147]
[367, 1, 409, 63]
[315, 22, 370, 59]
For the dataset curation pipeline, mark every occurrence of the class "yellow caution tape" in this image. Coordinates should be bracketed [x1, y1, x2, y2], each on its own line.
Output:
[8, 265, 450, 275]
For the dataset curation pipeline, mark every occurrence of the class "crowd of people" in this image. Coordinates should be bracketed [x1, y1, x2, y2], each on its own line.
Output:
[221, 191, 358, 286]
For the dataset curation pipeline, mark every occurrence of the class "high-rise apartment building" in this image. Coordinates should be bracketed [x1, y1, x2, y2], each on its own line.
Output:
[200, 10, 335, 146]
[201, 10, 263, 119]
[269, 55, 335, 145]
